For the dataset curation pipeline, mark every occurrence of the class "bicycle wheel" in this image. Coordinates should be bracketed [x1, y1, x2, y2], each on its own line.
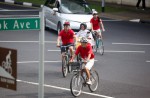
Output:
[98, 39, 104, 55]
[93, 41, 97, 53]
[88, 70, 99, 92]
[62, 56, 68, 77]
[70, 74, 83, 97]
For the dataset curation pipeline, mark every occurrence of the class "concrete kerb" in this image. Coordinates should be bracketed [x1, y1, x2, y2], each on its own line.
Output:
[0, 0, 43, 8]
[1, 0, 149, 24]
[86, 0, 150, 24]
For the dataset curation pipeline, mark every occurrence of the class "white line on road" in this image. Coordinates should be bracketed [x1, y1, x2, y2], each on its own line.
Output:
[17, 79, 114, 98]
[112, 43, 150, 46]
[17, 60, 61, 64]
[105, 50, 145, 53]
[0, 41, 57, 43]
[103, 19, 122, 22]
[146, 61, 150, 63]
[48, 50, 60, 51]
[48, 50, 145, 53]
[17, 60, 98, 64]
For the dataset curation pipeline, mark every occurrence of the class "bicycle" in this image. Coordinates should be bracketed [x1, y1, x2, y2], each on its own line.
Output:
[58, 44, 74, 77]
[70, 62, 99, 97]
[92, 31, 104, 55]
[2, 61, 12, 75]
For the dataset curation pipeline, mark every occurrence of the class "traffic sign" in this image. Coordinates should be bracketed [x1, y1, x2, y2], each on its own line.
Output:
[0, 18, 40, 31]
[0, 47, 17, 91]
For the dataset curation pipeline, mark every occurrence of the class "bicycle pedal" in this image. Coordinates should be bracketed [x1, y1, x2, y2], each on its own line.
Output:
[83, 83, 86, 87]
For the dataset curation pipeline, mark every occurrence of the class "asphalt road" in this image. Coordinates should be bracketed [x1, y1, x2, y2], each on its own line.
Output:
[0, 3, 150, 98]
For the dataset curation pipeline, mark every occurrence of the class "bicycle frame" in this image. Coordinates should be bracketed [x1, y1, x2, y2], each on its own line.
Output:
[70, 62, 99, 97]
[60, 44, 74, 77]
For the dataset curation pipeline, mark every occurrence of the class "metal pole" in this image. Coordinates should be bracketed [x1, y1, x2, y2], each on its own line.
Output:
[38, 8, 45, 98]
[102, 0, 105, 12]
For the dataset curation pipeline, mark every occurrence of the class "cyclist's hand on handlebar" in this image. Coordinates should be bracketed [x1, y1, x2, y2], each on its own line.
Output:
[56, 44, 60, 47]
[102, 29, 105, 32]
[83, 59, 87, 64]
[69, 58, 74, 63]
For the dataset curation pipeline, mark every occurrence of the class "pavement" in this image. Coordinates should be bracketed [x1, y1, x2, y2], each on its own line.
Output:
[100, 6, 150, 23]
[87, 0, 150, 23]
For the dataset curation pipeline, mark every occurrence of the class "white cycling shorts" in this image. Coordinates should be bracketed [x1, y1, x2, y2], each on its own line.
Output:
[85, 59, 94, 70]
[93, 29, 101, 34]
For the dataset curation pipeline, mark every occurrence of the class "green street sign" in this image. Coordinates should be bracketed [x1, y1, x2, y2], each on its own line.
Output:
[0, 18, 40, 31]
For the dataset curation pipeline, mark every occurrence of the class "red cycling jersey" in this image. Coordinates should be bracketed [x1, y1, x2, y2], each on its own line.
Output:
[75, 43, 94, 59]
[58, 29, 75, 45]
[90, 17, 101, 30]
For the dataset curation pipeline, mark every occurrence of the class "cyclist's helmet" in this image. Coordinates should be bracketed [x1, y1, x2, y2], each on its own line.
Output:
[80, 23, 87, 29]
[93, 11, 98, 15]
[63, 21, 70, 26]
[80, 37, 88, 43]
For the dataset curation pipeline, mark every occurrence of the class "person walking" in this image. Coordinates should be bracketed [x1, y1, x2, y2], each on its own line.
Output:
[136, 0, 146, 10]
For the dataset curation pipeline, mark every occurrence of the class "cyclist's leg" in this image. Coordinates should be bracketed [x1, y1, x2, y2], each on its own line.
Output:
[60, 46, 66, 59]
[84, 59, 94, 83]
[68, 44, 74, 57]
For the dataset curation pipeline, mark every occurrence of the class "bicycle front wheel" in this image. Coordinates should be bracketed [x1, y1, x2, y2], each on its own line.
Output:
[88, 70, 99, 92]
[62, 56, 68, 77]
[70, 74, 83, 97]
[98, 39, 104, 55]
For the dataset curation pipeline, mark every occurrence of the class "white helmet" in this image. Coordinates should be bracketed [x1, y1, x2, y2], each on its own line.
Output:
[80, 37, 88, 43]
[93, 11, 98, 15]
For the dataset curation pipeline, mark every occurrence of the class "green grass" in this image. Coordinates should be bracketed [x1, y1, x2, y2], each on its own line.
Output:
[16, 0, 129, 13]
[16, 0, 45, 5]
[89, 4, 129, 13]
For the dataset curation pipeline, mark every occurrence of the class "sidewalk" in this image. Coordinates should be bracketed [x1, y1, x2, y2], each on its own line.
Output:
[87, 0, 150, 23]
[100, 6, 150, 23]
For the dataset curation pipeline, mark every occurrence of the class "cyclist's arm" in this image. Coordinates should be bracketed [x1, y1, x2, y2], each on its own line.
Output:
[57, 36, 61, 46]
[99, 19, 105, 31]
[90, 23, 94, 31]
[73, 34, 77, 45]
[86, 53, 92, 62]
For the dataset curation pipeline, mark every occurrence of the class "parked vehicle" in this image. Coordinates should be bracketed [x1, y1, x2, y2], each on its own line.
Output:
[44, 0, 95, 34]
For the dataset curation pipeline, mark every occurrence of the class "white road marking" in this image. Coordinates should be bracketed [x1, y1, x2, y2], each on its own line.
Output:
[48, 50, 145, 53]
[17, 79, 114, 98]
[48, 50, 60, 52]
[105, 50, 145, 53]
[17, 60, 61, 64]
[146, 61, 150, 63]
[17, 60, 98, 64]
[5, 0, 14, 4]
[0, 41, 57, 43]
[103, 19, 122, 22]
[129, 19, 140, 23]
[112, 43, 150, 46]
[0, 41, 39, 43]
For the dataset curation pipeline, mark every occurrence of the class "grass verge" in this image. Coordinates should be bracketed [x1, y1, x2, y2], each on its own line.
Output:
[16, 0, 129, 13]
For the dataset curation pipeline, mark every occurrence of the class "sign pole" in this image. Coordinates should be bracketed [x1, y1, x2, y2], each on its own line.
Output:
[38, 8, 45, 98]
[102, 0, 105, 12]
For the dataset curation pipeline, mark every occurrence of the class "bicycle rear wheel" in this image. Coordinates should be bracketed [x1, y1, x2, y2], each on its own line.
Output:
[88, 70, 99, 92]
[98, 39, 104, 55]
[62, 56, 68, 77]
[70, 74, 83, 97]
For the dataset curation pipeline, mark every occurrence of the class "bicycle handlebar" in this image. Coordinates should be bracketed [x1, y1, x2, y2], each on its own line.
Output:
[57, 44, 74, 48]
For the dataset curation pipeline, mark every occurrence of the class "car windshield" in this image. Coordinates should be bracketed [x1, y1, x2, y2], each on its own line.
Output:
[59, 0, 92, 14]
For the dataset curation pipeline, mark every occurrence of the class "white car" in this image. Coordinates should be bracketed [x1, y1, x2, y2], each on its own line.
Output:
[44, 0, 94, 34]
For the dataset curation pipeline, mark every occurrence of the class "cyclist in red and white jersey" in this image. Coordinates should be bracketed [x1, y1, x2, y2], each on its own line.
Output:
[90, 11, 105, 39]
[70, 37, 95, 84]
[57, 22, 77, 58]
